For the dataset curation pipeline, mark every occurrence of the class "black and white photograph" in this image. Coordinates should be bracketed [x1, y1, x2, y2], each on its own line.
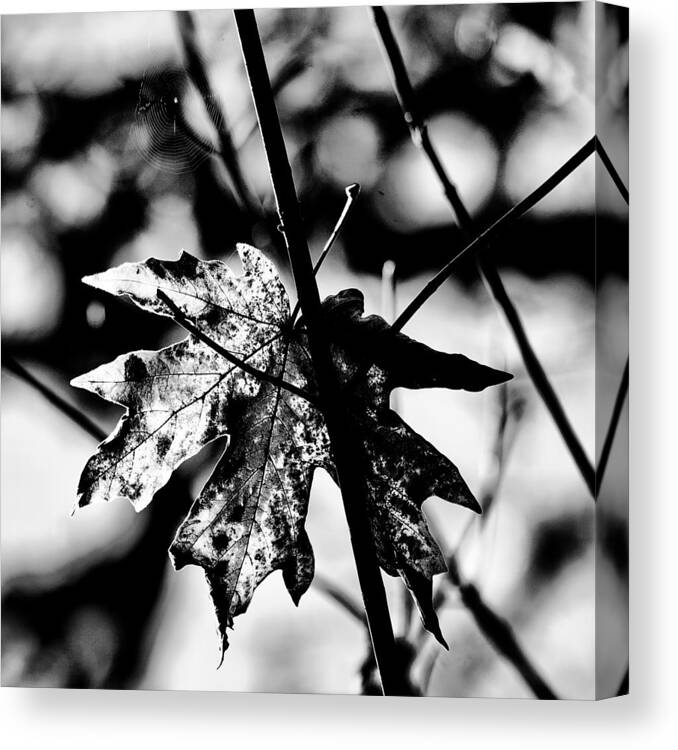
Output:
[1, 1, 629, 703]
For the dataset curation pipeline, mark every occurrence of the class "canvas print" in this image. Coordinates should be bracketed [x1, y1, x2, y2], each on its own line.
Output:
[0, 3, 628, 698]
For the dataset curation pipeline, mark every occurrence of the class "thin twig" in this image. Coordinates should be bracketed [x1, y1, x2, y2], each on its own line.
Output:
[176, 10, 259, 217]
[596, 358, 629, 496]
[156, 290, 318, 406]
[290, 182, 361, 323]
[447, 556, 558, 699]
[234, 8, 400, 696]
[372, 5, 595, 496]
[3, 355, 106, 443]
[312, 183, 361, 277]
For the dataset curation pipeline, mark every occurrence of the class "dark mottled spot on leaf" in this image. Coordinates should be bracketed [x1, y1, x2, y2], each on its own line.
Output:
[124, 354, 148, 382]
[156, 433, 172, 459]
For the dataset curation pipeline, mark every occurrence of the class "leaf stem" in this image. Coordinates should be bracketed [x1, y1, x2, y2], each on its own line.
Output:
[234, 8, 401, 696]
[372, 5, 596, 497]
[156, 289, 319, 406]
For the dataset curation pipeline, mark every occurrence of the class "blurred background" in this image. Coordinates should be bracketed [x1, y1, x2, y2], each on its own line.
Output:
[1, 2, 628, 697]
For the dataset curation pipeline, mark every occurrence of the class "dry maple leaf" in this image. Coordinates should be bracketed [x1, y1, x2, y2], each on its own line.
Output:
[71, 244, 510, 654]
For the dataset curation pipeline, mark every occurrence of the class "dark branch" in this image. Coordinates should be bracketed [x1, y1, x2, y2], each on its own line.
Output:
[480, 262, 596, 496]
[3, 355, 106, 443]
[371, 6, 472, 226]
[596, 358, 629, 496]
[447, 556, 559, 700]
[595, 136, 629, 205]
[235, 8, 400, 696]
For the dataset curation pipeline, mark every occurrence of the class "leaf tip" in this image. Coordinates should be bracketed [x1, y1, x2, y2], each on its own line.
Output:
[177, 249, 197, 263]
[80, 273, 99, 288]
[435, 630, 450, 651]
[215, 611, 231, 668]
[216, 639, 228, 669]
[466, 494, 483, 515]
[468, 363, 514, 391]
[493, 369, 513, 385]
[69, 373, 90, 391]
[422, 605, 449, 649]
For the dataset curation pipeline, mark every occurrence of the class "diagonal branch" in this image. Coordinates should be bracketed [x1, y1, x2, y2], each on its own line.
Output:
[479, 263, 596, 496]
[595, 136, 629, 205]
[371, 5, 472, 226]
[3, 355, 106, 443]
[447, 556, 558, 699]
[372, 5, 595, 497]
[156, 289, 319, 406]
[596, 358, 629, 495]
